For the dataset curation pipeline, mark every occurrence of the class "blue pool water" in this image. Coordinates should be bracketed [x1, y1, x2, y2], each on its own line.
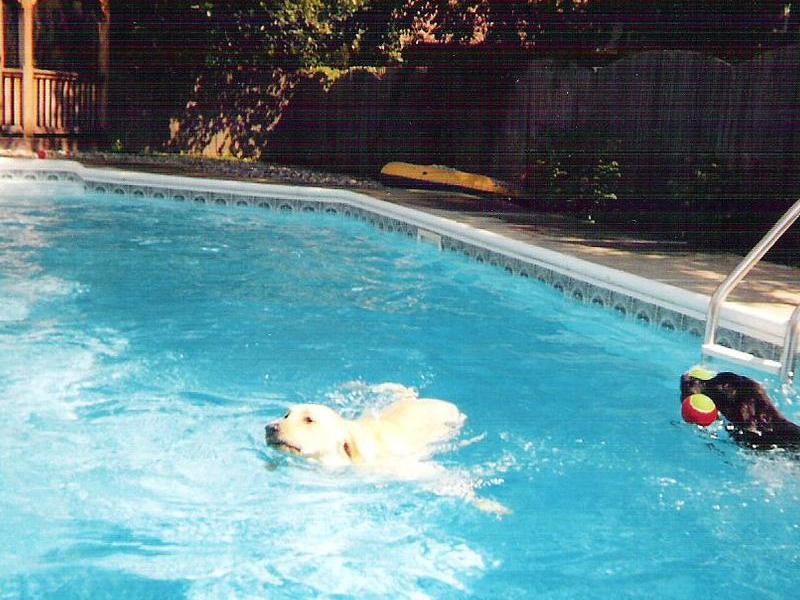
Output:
[1, 185, 799, 599]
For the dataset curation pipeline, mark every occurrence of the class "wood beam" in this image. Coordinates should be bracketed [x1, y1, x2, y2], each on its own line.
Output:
[98, 0, 110, 130]
[21, 0, 37, 136]
[0, 0, 5, 126]
[0, 0, 5, 69]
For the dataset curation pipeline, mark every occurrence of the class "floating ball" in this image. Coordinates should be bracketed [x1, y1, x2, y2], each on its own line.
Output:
[681, 393, 719, 426]
[686, 367, 716, 381]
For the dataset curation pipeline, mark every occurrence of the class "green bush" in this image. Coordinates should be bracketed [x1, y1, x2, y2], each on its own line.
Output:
[526, 131, 626, 222]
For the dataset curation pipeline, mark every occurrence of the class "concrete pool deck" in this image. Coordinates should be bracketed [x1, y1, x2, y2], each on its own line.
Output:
[76, 156, 800, 330]
[373, 187, 800, 327]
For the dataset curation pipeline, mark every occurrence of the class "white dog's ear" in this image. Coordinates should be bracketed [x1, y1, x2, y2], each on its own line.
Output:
[342, 434, 362, 463]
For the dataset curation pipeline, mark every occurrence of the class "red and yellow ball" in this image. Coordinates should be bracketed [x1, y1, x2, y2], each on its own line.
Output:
[681, 393, 719, 426]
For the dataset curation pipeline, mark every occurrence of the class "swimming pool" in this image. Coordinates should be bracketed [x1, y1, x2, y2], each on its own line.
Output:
[1, 180, 799, 599]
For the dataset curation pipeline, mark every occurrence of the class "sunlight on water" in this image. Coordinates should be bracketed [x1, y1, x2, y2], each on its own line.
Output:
[1, 185, 799, 599]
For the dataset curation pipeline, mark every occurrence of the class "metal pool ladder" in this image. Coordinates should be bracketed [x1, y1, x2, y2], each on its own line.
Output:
[702, 197, 800, 382]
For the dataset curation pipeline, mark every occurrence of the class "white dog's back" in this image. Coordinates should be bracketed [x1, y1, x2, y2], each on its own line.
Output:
[348, 397, 465, 463]
[370, 397, 464, 443]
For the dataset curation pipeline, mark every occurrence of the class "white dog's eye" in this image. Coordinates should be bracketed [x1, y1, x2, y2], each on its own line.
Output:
[283, 412, 290, 419]
[304, 416, 314, 424]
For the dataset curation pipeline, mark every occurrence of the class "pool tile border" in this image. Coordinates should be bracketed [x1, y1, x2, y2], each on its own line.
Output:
[0, 159, 794, 375]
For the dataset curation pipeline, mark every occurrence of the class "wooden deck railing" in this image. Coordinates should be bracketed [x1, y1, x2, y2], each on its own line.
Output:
[1, 67, 101, 135]
[1, 69, 23, 133]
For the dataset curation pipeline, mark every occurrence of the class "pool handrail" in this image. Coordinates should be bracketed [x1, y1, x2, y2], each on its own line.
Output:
[778, 305, 800, 381]
[703, 196, 800, 382]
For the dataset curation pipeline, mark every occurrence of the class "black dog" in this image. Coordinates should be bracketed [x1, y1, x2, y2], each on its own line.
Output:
[680, 371, 800, 449]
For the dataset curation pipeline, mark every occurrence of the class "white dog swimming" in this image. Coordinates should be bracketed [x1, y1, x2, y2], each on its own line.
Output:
[265, 384, 464, 467]
[265, 383, 510, 515]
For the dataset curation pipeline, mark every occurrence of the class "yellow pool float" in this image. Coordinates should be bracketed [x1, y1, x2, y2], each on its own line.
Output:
[380, 162, 516, 197]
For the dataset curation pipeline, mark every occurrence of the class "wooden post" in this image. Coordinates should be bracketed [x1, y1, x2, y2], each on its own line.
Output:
[98, 0, 110, 131]
[0, 0, 5, 69]
[21, 0, 37, 136]
[0, 0, 6, 125]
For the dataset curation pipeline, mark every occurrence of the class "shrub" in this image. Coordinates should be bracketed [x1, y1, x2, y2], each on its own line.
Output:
[526, 131, 626, 222]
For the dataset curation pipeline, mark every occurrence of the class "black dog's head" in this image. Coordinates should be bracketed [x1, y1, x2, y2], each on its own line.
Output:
[680, 370, 800, 448]
[680, 371, 763, 422]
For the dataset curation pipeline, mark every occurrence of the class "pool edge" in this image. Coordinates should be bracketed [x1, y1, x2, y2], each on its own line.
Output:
[0, 157, 793, 373]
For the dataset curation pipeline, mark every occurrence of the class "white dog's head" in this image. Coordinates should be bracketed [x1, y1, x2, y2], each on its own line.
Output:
[265, 404, 357, 466]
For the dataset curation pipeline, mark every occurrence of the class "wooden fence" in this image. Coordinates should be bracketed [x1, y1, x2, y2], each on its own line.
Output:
[503, 47, 800, 184]
[268, 64, 519, 176]
[173, 45, 800, 194]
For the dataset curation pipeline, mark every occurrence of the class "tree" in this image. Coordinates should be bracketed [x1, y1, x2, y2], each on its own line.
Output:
[197, 0, 376, 69]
